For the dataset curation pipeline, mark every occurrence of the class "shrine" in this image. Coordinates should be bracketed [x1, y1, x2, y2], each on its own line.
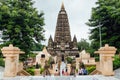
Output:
[47, 3, 79, 62]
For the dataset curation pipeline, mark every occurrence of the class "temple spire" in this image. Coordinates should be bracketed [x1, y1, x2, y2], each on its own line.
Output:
[48, 35, 53, 49]
[47, 2, 79, 58]
[54, 2, 71, 43]
[73, 35, 78, 49]
[61, 2, 65, 10]
[73, 35, 77, 42]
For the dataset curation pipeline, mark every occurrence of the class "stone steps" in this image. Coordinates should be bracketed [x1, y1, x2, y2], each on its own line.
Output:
[90, 69, 101, 75]
[0, 66, 119, 80]
[17, 70, 31, 76]
[1, 75, 119, 80]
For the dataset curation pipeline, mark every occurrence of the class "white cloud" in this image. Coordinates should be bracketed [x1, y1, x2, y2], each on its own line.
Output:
[33, 0, 97, 45]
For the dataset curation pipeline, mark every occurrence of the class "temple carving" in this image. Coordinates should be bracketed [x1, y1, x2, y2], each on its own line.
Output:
[47, 3, 79, 61]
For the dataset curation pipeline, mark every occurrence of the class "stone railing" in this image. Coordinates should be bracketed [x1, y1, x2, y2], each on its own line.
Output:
[18, 62, 23, 72]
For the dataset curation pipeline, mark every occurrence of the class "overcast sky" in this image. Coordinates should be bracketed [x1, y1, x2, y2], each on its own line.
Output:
[33, 0, 97, 45]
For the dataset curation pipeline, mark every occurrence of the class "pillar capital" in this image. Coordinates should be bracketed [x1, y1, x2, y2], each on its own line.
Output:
[1, 44, 24, 57]
[95, 44, 117, 54]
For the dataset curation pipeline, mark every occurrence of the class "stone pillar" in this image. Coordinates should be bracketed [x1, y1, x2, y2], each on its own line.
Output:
[1, 44, 23, 77]
[52, 64, 56, 72]
[67, 64, 71, 75]
[40, 58, 45, 68]
[52, 64, 58, 75]
[75, 58, 80, 69]
[34, 69, 40, 76]
[95, 44, 117, 76]
[18, 62, 23, 72]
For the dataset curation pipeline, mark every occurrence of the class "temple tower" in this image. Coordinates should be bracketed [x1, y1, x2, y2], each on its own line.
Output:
[54, 3, 71, 43]
[47, 3, 79, 61]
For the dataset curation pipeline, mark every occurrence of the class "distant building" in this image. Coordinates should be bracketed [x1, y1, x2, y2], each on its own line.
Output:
[36, 47, 51, 64]
[47, 3, 79, 62]
[79, 50, 96, 65]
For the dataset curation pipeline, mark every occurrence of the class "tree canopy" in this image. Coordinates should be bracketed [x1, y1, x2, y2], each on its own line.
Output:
[87, 0, 120, 52]
[77, 39, 95, 57]
[77, 39, 90, 51]
[0, 0, 45, 60]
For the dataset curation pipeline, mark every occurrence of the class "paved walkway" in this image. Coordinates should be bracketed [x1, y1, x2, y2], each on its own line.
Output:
[0, 66, 4, 78]
[1, 75, 119, 80]
[0, 67, 120, 80]
[114, 68, 120, 79]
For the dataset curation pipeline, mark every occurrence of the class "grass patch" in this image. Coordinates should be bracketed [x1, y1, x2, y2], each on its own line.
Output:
[0, 58, 5, 67]
[86, 66, 96, 74]
[26, 67, 35, 75]
[113, 55, 120, 70]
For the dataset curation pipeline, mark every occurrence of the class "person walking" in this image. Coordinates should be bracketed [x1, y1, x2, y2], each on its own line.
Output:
[78, 68, 83, 75]
[82, 68, 88, 75]
[62, 69, 64, 75]
[64, 69, 68, 76]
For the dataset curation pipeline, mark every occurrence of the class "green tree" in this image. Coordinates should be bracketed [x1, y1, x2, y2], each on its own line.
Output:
[0, 0, 45, 60]
[77, 39, 90, 51]
[31, 43, 44, 51]
[87, 0, 120, 52]
[77, 39, 95, 57]
[66, 56, 73, 64]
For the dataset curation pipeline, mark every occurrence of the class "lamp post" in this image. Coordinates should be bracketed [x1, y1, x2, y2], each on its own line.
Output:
[99, 22, 102, 48]
[99, 25, 102, 47]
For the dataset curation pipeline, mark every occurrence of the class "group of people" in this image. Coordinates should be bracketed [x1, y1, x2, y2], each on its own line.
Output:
[78, 67, 88, 75]
[54, 69, 69, 76]
[55, 68, 88, 76]
[62, 69, 69, 76]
